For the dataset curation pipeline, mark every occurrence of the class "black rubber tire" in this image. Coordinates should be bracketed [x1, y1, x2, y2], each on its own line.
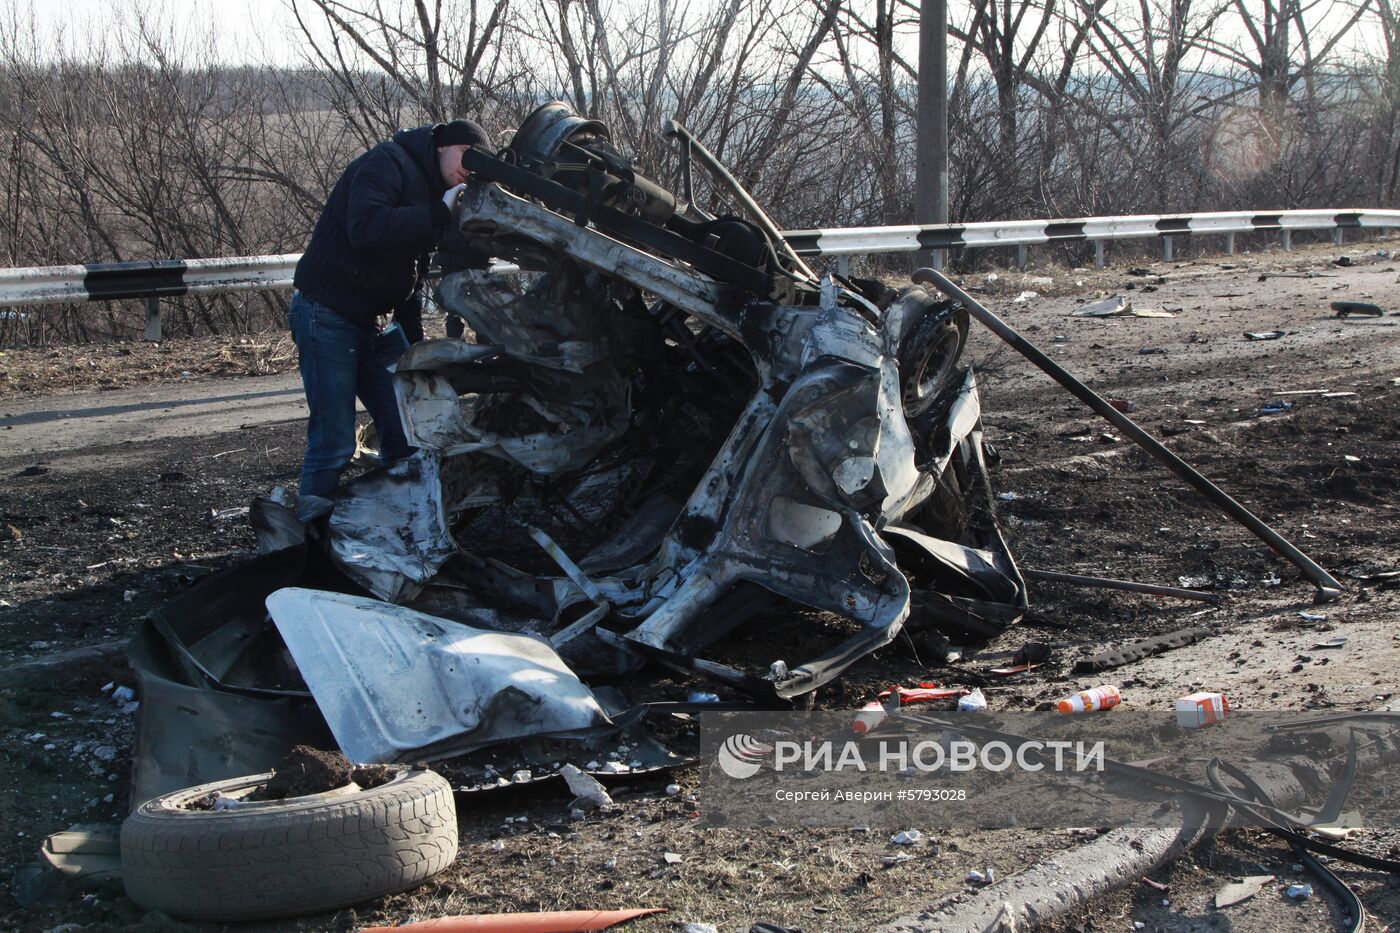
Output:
[120, 769, 458, 921]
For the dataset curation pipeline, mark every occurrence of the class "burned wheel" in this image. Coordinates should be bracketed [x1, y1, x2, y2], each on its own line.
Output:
[899, 303, 968, 419]
[120, 769, 458, 921]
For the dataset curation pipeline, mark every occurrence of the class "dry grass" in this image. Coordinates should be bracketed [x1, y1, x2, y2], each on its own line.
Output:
[0, 333, 298, 399]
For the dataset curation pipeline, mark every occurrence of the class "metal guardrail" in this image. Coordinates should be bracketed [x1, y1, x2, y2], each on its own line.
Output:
[787, 208, 1400, 268]
[0, 208, 1395, 336]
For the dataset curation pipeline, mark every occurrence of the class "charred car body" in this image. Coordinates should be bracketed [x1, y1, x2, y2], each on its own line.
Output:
[131, 103, 1027, 800]
[336, 102, 1027, 696]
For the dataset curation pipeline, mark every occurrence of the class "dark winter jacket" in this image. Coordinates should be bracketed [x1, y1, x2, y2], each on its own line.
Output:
[293, 125, 453, 330]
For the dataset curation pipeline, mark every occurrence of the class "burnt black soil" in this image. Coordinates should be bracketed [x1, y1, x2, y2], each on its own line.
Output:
[252, 745, 356, 800]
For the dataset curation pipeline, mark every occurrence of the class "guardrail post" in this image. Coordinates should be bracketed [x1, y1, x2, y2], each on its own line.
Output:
[1333, 228, 1343, 246]
[1094, 241, 1104, 269]
[1226, 232, 1235, 255]
[144, 297, 162, 342]
[1162, 236, 1173, 262]
[1281, 229, 1292, 251]
[1016, 245, 1027, 271]
[836, 255, 850, 278]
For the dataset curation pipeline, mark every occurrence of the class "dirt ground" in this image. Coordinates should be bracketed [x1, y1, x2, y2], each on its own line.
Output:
[1, 235, 1398, 932]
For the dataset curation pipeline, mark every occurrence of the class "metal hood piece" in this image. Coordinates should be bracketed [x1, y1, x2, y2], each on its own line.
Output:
[265, 588, 611, 763]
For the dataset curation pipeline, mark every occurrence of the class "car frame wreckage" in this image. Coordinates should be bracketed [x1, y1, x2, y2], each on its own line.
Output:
[129, 101, 1342, 807]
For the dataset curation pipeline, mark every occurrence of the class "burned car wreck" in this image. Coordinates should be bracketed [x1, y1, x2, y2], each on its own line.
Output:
[132, 102, 1029, 799]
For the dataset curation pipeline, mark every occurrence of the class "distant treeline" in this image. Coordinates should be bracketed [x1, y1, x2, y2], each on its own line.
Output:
[1, 0, 1396, 344]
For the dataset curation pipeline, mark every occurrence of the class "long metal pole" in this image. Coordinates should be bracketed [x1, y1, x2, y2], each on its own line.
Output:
[1025, 569, 1220, 604]
[912, 267, 1344, 603]
[915, 0, 948, 271]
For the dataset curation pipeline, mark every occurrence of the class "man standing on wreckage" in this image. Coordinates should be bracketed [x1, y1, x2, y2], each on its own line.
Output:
[287, 118, 491, 523]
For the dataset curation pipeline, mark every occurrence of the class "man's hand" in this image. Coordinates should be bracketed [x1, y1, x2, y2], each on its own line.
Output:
[442, 183, 467, 210]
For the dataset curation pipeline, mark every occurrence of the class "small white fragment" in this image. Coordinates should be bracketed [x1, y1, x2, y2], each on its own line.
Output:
[890, 829, 923, 845]
[111, 686, 136, 703]
[560, 764, 613, 811]
[665, 784, 682, 796]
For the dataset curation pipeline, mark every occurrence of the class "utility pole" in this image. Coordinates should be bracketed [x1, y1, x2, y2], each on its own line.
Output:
[915, 0, 948, 271]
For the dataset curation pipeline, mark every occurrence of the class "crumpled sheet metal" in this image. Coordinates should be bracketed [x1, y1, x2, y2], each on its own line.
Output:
[266, 587, 612, 764]
[326, 451, 455, 603]
[127, 547, 335, 807]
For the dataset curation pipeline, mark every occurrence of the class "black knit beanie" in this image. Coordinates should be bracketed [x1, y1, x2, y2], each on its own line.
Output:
[433, 118, 490, 148]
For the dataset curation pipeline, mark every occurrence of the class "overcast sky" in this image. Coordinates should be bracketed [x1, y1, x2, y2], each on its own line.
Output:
[20, 0, 1386, 71]
[29, 0, 309, 66]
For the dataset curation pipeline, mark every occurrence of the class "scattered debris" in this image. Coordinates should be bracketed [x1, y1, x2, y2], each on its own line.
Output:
[1297, 611, 1328, 622]
[1331, 301, 1384, 317]
[1175, 692, 1228, 729]
[362, 909, 667, 932]
[1057, 685, 1121, 714]
[882, 853, 913, 867]
[1244, 331, 1285, 340]
[1311, 637, 1347, 649]
[560, 764, 614, 811]
[957, 688, 988, 712]
[1215, 875, 1274, 908]
[1260, 400, 1295, 414]
[1073, 627, 1210, 674]
[1286, 883, 1314, 900]
[890, 830, 924, 846]
[38, 825, 122, 886]
[1012, 641, 1055, 666]
[1106, 398, 1135, 413]
[852, 684, 964, 734]
[1074, 296, 1130, 317]
[989, 663, 1040, 676]
[1013, 290, 1039, 303]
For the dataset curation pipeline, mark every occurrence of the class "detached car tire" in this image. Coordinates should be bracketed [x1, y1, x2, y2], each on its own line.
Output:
[120, 769, 458, 921]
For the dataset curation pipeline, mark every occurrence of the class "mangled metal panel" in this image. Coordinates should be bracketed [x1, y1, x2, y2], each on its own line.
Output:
[324, 452, 456, 603]
[266, 588, 612, 763]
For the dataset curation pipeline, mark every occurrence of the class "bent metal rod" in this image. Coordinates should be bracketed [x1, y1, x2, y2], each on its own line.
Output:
[912, 266, 1344, 603]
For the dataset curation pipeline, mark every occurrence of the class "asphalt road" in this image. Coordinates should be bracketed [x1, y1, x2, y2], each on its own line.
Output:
[0, 373, 307, 460]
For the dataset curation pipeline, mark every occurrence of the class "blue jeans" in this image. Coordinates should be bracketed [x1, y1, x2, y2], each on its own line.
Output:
[288, 292, 413, 504]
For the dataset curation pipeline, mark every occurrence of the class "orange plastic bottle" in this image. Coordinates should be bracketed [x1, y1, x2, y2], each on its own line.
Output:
[1057, 685, 1122, 714]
